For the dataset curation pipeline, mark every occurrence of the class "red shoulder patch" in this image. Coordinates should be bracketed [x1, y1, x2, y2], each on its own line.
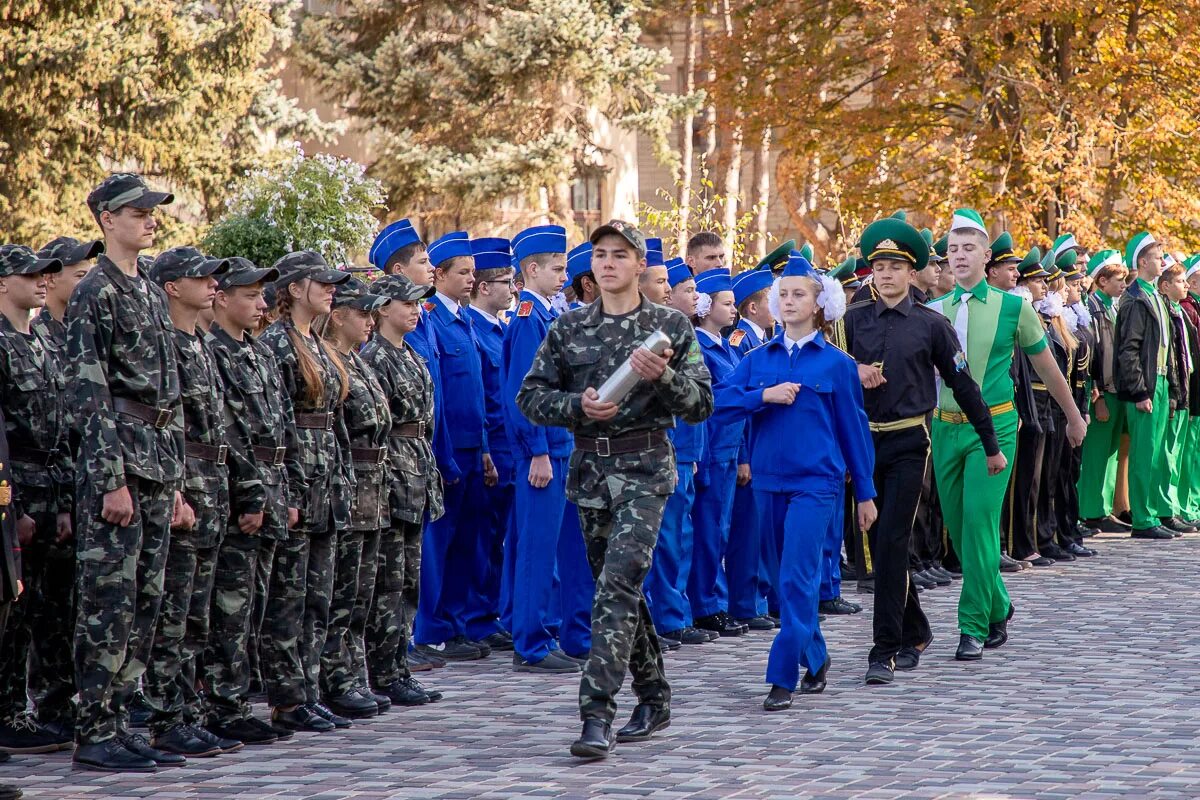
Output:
[729, 329, 746, 347]
[423, 301, 436, 313]
[516, 300, 534, 318]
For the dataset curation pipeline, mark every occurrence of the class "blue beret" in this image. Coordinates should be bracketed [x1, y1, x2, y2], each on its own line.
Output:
[694, 267, 733, 295]
[567, 242, 592, 282]
[666, 257, 692, 287]
[646, 237, 665, 268]
[733, 269, 774, 306]
[427, 231, 472, 268]
[470, 237, 512, 270]
[369, 218, 422, 271]
[781, 251, 819, 279]
[512, 225, 566, 264]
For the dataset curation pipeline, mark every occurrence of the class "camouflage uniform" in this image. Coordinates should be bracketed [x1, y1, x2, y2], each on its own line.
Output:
[360, 295, 444, 689]
[67, 251, 184, 744]
[257, 252, 352, 708]
[517, 294, 712, 724]
[322, 347, 391, 697]
[0, 246, 73, 731]
[202, 279, 294, 727]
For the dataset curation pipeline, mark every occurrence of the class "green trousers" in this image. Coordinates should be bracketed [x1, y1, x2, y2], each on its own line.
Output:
[1126, 376, 1170, 530]
[932, 408, 1017, 641]
[1156, 410, 1189, 517]
[1076, 391, 1125, 520]
[1178, 416, 1200, 520]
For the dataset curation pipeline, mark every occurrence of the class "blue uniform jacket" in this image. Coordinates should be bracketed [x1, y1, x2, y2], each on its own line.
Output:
[713, 330, 876, 500]
[407, 310, 461, 483]
[501, 291, 573, 459]
[425, 298, 489, 454]
[697, 330, 745, 463]
[730, 319, 768, 357]
[466, 306, 511, 459]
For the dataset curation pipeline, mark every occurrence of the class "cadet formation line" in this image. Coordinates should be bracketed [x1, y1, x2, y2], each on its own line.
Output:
[0, 174, 1194, 789]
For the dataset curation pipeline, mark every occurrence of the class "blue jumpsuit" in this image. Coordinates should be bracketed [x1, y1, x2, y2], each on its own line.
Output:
[728, 319, 770, 618]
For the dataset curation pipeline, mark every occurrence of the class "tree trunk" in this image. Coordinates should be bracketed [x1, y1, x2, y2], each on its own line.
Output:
[677, 2, 698, 254]
[547, 181, 572, 227]
[752, 124, 772, 260]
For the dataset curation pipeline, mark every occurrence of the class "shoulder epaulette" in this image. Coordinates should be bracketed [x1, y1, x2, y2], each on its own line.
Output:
[845, 299, 873, 313]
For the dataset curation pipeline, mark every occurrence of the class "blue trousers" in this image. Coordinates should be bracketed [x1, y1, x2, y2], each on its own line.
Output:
[555, 502, 593, 658]
[756, 488, 782, 616]
[689, 457, 737, 620]
[726, 479, 763, 620]
[819, 484, 845, 602]
[415, 447, 483, 644]
[644, 465, 696, 634]
[761, 487, 837, 691]
[511, 455, 575, 662]
[466, 450, 514, 641]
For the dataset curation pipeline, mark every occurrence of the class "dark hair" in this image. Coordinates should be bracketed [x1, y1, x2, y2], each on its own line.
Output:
[737, 287, 769, 316]
[384, 241, 427, 274]
[1160, 264, 1185, 284]
[434, 255, 472, 275]
[687, 231, 723, 257]
[570, 272, 594, 299]
[470, 266, 513, 298]
[1094, 264, 1126, 284]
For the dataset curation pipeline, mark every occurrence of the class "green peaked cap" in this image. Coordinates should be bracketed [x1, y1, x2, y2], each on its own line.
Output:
[1018, 247, 1050, 279]
[860, 217, 930, 271]
[933, 234, 948, 260]
[949, 207, 987, 235]
[890, 210, 907, 222]
[799, 242, 814, 262]
[988, 231, 1021, 265]
[755, 239, 795, 272]
[1125, 231, 1156, 269]
[828, 254, 862, 286]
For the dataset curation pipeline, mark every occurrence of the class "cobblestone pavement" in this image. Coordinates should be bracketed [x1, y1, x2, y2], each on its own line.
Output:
[8, 532, 1200, 799]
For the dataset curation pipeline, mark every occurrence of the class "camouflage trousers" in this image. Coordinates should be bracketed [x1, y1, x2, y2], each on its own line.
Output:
[349, 529, 380, 687]
[0, 487, 75, 726]
[202, 531, 276, 725]
[245, 545, 270, 693]
[367, 520, 422, 688]
[319, 528, 380, 697]
[143, 528, 220, 736]
[74, 476, 173, 744]
[577, 496, 671, 724]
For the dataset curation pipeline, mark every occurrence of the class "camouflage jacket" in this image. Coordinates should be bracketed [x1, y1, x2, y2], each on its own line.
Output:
[360, 333, 444, 524]
[206, 323, 289, 539]
[0, 409, 20, 603]
[516, 294, 713, 507]
[342, 350, 392, 531]
[0, 315, 72, 512]
[259, 318, 353, 534]
[65, 255, 183, 492]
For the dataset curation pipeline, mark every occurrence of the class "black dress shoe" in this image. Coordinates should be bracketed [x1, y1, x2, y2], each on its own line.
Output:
[513, 650, 581, 673]
[1085, 515, 1130, 533]
[1160, 516, 1199, 533]
[1065, 541, 1095, 557]
[324, 690, 379, 720]
[998, 553, 1023, 573]
[377, 680, 429, 706]
[307, 702, 352, 729]
[150, 724, 222, 758]
[927, 565, 956, 582]
[767, 613, 782, 625]
[864, 660, 894, 685]
[400, 676, 442, 702]
[856, 578, 875, 594]
[37, 719, 74, 750]
[463, 638, 494, 658]
[480, 631, 515, 651]
[894, 634, 933, 671]
[615, 703, 671, 742]
[944, 565, 963, 578]
[737, 616, 777, 631]
[693, 613, 744, 636]
[799, 656, 831, 694]
[717, 611, 750, 634]
[985, 603, 1015, 649]
[73, 739, 156, 772]
[360, 686, 391, 713]
[762, 685, 793, 711]
[1026, 555, 1056, 566]
[0, 716, 66, 754]
[910, 570, 938, 590]
[0, 783, 18, 800]
[955, 634, 984, 661]
[657, 633, 682, 650]
[569, 719, 615, 759]
[271, 705, 335, 732]
[818, 597, 861, 615]
[128, 691, 153, 730]
[1117, 510, 1133, 525]
[206, 717, 278, 746]
[120, 733, 186, 765]
[406, 649, 435, 672]
[1042, 544, 1076, 562]
[662, 627, 710, 645]
[924, 568, 953, 586]
[415, 636, 483, 662]
[1131, 526, 1175, 540]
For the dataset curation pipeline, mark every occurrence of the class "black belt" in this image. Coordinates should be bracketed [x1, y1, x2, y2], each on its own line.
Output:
[185, 441, 228, 465]
[8, 446, 55, 467]
[573, 430, 667, 457]
[389, 422, 427, 439]
[252, 445, 287, 466]
[114, 397, 176, 429]
[294, 412, 334, 430]
[351, 446, 388, 465]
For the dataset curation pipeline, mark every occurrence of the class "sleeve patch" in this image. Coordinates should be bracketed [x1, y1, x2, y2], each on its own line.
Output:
[423, 301, 436, 313]
[686, 339, 703, 364]
[516, 300, 533, 318]
[729, 329, 746, 346]
[953, 351, 968, 372]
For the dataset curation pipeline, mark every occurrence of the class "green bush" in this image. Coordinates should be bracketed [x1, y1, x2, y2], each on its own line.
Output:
[201, 214, 291, 268]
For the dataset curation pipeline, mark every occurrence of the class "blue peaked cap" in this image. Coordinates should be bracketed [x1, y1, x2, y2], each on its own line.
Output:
[694, 267, 733, 294]
[427, 231, 472, 268]
[665, 257, 692, 287]
[566, 242, 592, 282]
[369, 218, 423, 271]
[781, 251, 819, 278]
[470, 237, 512, 270]
[645, 238, 665, 267]
[512, 225, 566, 264]
[732, 268, 774, 306]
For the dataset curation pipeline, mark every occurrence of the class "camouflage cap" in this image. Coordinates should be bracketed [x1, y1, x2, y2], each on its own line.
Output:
[333, 276, 391, 311]
[149, 246, 230, 286]
[590, 219, 648, 258]
[37, 236, 103, 267]
[216, 256, 279, 290]
[87, 173, 174, 216]
[0, 244, 63, 277]
[272, 250, 351, 289]
[372, 273, 435, 303]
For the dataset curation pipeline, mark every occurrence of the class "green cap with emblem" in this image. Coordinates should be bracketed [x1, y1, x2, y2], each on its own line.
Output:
[949, 208, 988, 236]
[0, 244, 63, 277]
[1086, 249, 1122, 277]
[889, 210, 907, 222]
[1125, 231, 1156, 270]
[1038, 249, 1062, 281]
[827, 255, 862, 288]
[860, 217, 930, 271]
[933, 234, 948, 262]
[987, 232, 1022, 266]
[589, 219, 647, 258]
[755, 239, 795, 272]
[87, 173, 174, 217]
[1055, 248, 1081, 279]
[1018, 247, 1049, 280]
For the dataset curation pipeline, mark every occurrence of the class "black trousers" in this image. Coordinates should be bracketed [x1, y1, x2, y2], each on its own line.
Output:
[1038, 419, 1067, 552]
[1055, 443, 1084, 547]
[910, 447, 943, 569]
[1009, 424, 1045, 560]
[867, 426, 933, 664]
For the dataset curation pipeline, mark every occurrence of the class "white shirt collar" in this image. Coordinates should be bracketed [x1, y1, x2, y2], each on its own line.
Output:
[783, 330, 818, 352]
[744, 318, 766, 341]
[695, 327, 722, 345]
[469, 305, 501, 326]
[526, 290, 554, 312]
[434, 291, 461, 317]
